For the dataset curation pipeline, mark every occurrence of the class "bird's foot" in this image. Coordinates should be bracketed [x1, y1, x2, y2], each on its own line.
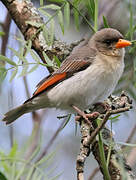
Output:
[75, 112, 100, 122]
[93, 102, 110, 113]
[72, 105, 99, 126]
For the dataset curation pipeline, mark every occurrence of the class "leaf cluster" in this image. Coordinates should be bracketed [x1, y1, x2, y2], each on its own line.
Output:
[0, 139, 60, 180]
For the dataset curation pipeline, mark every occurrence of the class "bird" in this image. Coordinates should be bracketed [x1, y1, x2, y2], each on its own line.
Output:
[2, 28, 131, 124]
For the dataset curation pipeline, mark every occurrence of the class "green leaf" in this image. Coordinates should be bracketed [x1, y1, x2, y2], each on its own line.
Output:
[117, 142, 136, 147]
[42, 25, 50, 45]
[40, 0, 43, 6]
[53, 56, 61, 67]
[15, 164, 26, 180]
[0, 171, 8, 180]
[38, 9, 51, 18]
[89, 0, 95, 19]
[8, 47, 20, 57]
[60, 114, 71, 131]
[0, 31, 5, 36]
[44, 4, 61, 10]
[36, 151, 56, 166]
[0, 70, 7, 82]
[28, 64, 39, 74]
[48, 0, 65, 2]
[0, 55, 16, 66]
[103, 16, 109, 28]
[58, 11, 64, 34]
[74, 8, 79, 30]
[8, 47, 28, 63]
[49, 19, 55, 46]
[43, 52, 54, 67]
[26, 21, 43, 28]
[19, 64, 29, 77]
[129, 2, 133, 40]
[64, 2, 70, 27]
[9, 142, 18, 158]
[0, 66, 6, 71]
[9, 68, 18, 82]
[26, 166, 34, 180]
[24, 40, 32, 57]
[109, 115, 120, 122]
[30, 50, 41, 63]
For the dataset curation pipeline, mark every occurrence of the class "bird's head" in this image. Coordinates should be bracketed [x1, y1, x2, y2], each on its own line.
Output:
[89, 28, 131, 57]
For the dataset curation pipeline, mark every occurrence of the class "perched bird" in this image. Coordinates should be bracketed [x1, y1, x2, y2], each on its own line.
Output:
[3, 28, 131, 124]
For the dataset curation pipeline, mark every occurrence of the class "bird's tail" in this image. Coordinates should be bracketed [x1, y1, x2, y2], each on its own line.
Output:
[2, 104, 29, 125]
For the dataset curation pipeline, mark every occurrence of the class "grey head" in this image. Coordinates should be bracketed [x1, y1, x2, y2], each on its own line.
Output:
[89, 28, 125, 57]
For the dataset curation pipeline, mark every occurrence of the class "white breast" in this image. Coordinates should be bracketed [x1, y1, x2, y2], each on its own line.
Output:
[45, 51, 125, 113]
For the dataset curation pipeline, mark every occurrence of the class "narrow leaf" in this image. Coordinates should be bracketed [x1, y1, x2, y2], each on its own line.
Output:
[0, 31, 5, 36]
[26, 21, 43, 28]
[58, 11, 64, 34]
[38, 9, 51, 18]
[44, 4, 61, 10]
[74, 8, 79, 30]
[30, 50, 41, 63]
[48, 0, 65, 2]
[53, 56, 61, 67]
[40, 0, 43, 6]
[49, 19, 55, 45]
[42, 25, 50, 45]
[8, 47, 28, 63]
[0, 71, 7, 82]
[103, 16, 109, 28]
[36, 151, 56, 166]
[26, 166, 34, 180]
[0, 55, 16, 66]
[19, 65, 29, 77]
[43, 52, 54, 67]
[28, 64, 39, 74]
[9, 68, 18, 82]
[0, 66, 6, 71]
[117, 142, 136, 147]
[64, 2, 70, 27]
[0, 171, 8, 180]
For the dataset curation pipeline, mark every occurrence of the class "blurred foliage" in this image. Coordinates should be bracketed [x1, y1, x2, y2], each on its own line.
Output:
[0, 140, 60, 180]
[0, 0, 136, 179]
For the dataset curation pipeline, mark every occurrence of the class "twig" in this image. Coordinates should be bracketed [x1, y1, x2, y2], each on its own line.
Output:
[67, 0, 96, 33]
[76, 93, 134, 180]
[1, 12, 13, 147]
[1, 0, 71, 73]
[88, 167, 99, 180]
[36, 119, 66, 162]
[1, 12, 11, 60]
[89, 107, 130, 144]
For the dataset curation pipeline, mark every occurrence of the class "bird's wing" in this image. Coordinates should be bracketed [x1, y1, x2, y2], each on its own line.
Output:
[26, 46, 97, 101]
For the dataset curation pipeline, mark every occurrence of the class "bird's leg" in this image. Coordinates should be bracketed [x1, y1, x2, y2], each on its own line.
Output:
[72, 105, 99, 126]
[72, 105, 89, 121]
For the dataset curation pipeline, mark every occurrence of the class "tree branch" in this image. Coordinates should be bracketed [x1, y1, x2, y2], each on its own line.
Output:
[1, 0, 71, 73]
[76, 92, 135, 180]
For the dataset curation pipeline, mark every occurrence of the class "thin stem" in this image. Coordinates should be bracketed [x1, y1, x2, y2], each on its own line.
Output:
[98, 131, 110, 180]
[106, 121, 113, 167]
[94, 0, 98, 31]
[36, 119, 66, 162]
[67, 0, 96, 32]
[88, 167, 99, 180]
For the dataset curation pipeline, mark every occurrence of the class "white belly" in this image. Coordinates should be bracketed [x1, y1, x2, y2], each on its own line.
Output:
[46, 57, 124, 112]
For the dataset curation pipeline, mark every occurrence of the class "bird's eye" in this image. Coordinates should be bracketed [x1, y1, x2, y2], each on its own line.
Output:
[104, 39, 112, 44]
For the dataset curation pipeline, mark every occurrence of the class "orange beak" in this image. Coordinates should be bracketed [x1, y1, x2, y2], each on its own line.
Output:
[115, 39, 132, 48]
